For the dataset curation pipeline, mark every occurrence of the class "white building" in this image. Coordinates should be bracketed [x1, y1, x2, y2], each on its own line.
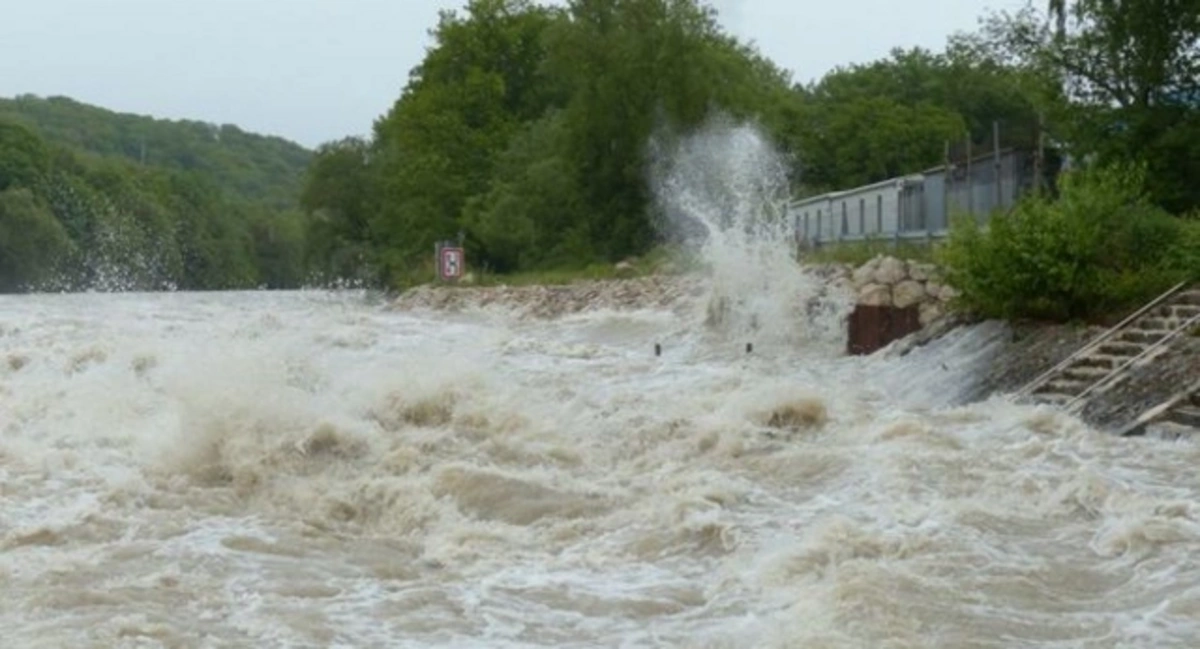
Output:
[789, 175, 925, 244]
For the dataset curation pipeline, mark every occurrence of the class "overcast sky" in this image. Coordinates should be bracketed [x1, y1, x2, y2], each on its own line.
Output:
[0, 0, 1030, 149]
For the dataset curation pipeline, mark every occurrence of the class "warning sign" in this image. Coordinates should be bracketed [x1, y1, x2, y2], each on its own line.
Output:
[439, 246, 464, 281]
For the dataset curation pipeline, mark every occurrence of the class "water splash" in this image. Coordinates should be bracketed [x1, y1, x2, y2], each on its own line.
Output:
[649, 115, 851, 348]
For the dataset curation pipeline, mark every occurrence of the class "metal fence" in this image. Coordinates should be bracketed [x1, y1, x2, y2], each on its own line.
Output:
[790, 146, 1045, 248]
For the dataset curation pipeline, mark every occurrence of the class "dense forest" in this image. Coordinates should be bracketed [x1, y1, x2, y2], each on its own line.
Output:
[303, 0, 1199, 289]
[301, 0, 1041, 284]
[0, 95, 314, 292]
[1, 0, 1196, 298]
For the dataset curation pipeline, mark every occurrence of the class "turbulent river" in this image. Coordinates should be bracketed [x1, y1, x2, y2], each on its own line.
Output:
[5, 120, 1200, 647]
[2, 287, 1200, 648]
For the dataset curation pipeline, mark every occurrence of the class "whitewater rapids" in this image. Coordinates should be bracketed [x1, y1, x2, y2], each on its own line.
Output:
[2, 289, 1200, 648]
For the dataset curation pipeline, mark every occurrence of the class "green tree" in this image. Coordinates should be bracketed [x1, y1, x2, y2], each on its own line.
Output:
[0, 188, 72, 291]
[981, 1, 1200, 211]
[368, 0, 562, 282]
[0, 121, 50, 191]
[461, 111, 586, 271]
[0, 95, 311, 208]
[792, 46, 1041, 192]
[0, 95, 321, 292]
[545, 0, 797, 261]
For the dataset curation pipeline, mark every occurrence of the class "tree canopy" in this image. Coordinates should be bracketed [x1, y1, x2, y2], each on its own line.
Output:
[976, 0, 1200, 211]
[0, 95, 311, 208]
[0, 98, 314, 291]
[303, 0, 1047, 286]
[3, 0, 1194, 294]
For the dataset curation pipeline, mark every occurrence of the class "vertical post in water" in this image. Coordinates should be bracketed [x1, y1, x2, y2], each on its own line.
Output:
[993, 121, 1002, 212]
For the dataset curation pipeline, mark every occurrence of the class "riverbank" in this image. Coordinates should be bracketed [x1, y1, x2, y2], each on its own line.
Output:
[389, 256, 1197, 435]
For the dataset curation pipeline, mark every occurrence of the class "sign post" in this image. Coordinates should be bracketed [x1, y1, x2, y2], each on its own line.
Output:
[436, 240, 465, 283]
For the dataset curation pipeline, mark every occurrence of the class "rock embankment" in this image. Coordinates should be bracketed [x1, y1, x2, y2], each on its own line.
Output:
[847, 256, 959, 327]
[963, 321, 1200, 433]
[390, 255, 961, 330]
[389, 275, 707, 319]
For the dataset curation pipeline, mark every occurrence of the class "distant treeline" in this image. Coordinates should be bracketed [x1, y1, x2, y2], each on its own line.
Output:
[304, 0, 1198, 288]
[0, 95, 315, 292]
[2, 0, 1195, 293]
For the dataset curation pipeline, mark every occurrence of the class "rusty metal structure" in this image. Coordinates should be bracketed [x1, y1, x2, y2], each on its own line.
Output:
[847, 304, 922, 355]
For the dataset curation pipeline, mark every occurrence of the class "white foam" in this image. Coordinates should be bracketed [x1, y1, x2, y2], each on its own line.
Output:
[649, 115, 854, 350]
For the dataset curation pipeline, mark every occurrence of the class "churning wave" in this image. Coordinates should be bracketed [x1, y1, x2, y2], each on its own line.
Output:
[2, 120, 1199, 647]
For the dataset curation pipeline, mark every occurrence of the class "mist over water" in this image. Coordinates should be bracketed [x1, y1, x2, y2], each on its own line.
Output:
[3, 122, 1200, 648]
[650, 116, 851, 349]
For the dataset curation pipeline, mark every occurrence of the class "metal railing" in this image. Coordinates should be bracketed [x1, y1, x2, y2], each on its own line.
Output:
[1014, 281, 1190, 400]
[1118, 377, 1200, 437]
[1064, 309, 1200, 413]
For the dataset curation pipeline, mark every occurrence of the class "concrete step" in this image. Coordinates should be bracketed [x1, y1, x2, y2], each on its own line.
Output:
[1074, 354, 1126, 370]
[1148, 303, 1200, 318]
[1031, 392, 1073, 406]
[1170, 304, 1200, 319]
[1173, 289, 1200, 306]
[1098, 341, 1149, 357]
[1061, 365, 1112, 382]
[1035, 377, 1088, 396]
[1134, 317, 1192, 332]
[1118, 329, 1173, 345]
[1166, 406, 1200, 428]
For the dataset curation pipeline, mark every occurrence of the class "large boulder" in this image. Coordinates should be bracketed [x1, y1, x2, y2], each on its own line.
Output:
[852, 259, 879, 290]
[908, 262, 938, 282]
[873, 256, 906, 285]
[892, 280, 927, 309]
[858, 283, 892, 307]
[919, 301, 944, 327]
[925, 279, 942, 299]
[938, 284, 960, 303]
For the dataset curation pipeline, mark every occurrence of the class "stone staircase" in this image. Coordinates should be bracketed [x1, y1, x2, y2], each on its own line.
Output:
[1118, 379, 1200, 439]
[1016, 282, 1200, 413]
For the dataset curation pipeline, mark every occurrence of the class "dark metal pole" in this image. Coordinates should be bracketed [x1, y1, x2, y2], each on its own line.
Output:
[1034, 112, 1046, 194]
[965, 136, 974, 218]
[993, 121, 1003, 211]
[942, 140, 951, 232]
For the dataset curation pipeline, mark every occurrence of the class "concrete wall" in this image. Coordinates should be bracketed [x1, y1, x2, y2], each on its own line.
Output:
[791, 176, 923, 243]
[790, 148, 1040, 246]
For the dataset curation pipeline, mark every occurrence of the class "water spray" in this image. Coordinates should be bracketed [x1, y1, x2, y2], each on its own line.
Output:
[648, 114, 852, 348]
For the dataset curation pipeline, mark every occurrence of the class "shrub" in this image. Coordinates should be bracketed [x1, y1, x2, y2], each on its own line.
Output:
[1162, 215, 1200, 282]
[938, 164, 1191, 322]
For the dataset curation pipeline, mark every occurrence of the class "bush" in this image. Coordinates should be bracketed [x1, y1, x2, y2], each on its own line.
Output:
[938, 164, 1193, 322]
[1162, 215, 1200, 282]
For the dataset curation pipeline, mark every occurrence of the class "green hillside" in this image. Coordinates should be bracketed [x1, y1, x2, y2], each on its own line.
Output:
[0, 96, 318, 292]
[0, 94, 311, 209]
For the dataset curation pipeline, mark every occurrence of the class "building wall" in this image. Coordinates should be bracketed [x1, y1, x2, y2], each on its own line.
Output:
[790, 149, 1040, 245]
[791, 177, 920, 242]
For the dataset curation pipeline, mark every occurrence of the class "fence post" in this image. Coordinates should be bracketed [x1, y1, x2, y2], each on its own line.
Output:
[993, 121, 1002, 212]
[965, 136, 974, 219]
[942, 140, 951, 234]
[1034, 112, 1045, 194]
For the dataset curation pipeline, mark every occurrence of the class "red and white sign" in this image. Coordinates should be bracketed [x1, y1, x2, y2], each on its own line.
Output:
[439, 246, 464, 281]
